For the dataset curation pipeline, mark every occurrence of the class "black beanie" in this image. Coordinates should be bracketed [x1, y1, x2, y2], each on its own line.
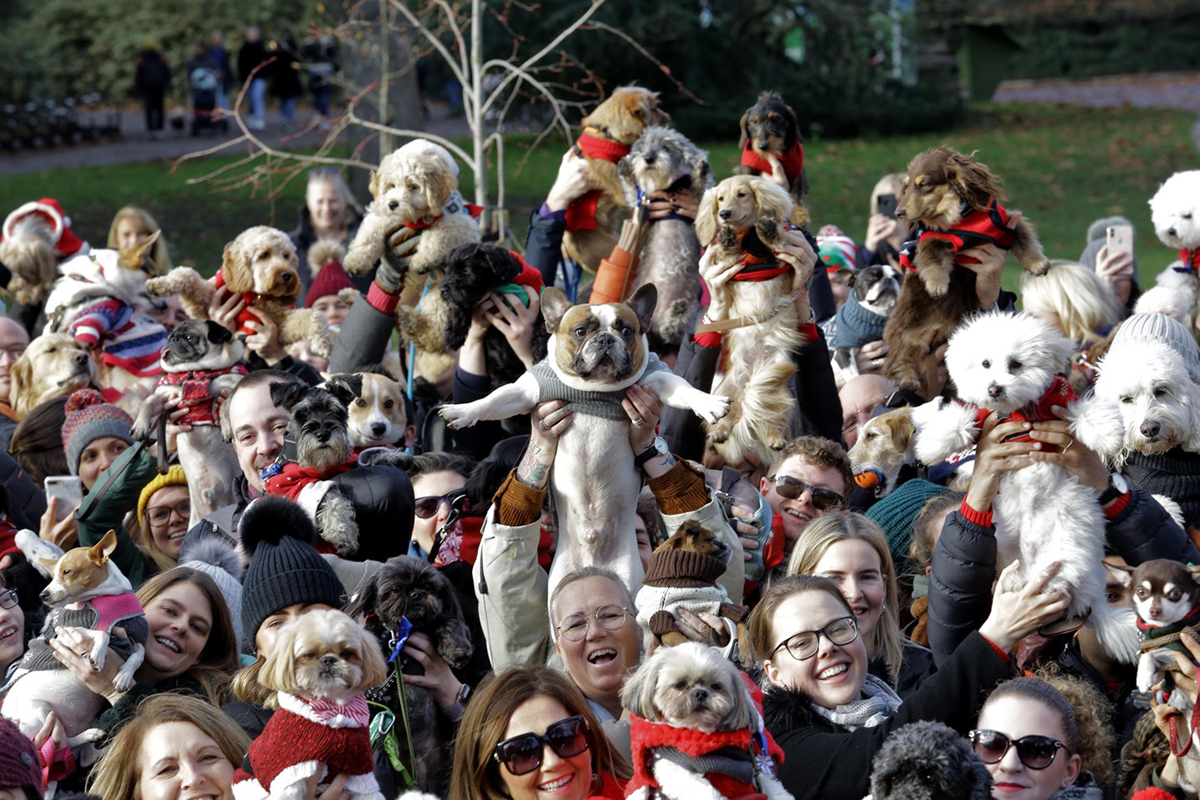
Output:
[239, 496, 345, 651]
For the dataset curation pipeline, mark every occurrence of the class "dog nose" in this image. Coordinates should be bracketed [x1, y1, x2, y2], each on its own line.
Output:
[281, 272, 294, 283]
[371, 422, 386, 436]
[1169, 227, 1177, 238]
[1141, 421, 1161, 438]
[39, 589, 50, 601]
[74, 353, 88, 366]
[719, 209, 733, 220]
[987, 383, 1004, 399]
[691, 688, 709, 703]
[388, 200, 400, 212]
[321, 656, 338, 668]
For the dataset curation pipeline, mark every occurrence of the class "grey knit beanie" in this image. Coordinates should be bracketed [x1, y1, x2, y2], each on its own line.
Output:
[61, 388, 134, 476]
[1112, 313, 1200, 383]
[238, 496, 345, 651]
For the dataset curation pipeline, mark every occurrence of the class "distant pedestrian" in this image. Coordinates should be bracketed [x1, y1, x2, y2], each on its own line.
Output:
[210, 29, 235, 113]
[134, 42, 171, 139]
[237, 27, 269, 131]
[270, 28, 303, 131]
[301, 26, 339, 128]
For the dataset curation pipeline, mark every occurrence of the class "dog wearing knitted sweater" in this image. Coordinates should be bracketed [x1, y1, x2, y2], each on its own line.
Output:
[232, 609, 387, 800]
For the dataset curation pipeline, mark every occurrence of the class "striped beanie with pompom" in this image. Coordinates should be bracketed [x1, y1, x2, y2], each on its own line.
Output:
[61, 389, 133, 476]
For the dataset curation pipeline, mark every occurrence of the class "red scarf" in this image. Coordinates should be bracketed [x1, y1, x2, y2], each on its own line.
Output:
[565, 132, 632, 232]
[899, 199, 1016, 273]
[576, 131, 631, 163]
[970, 376, 1075, 446]
[739, 139, 805, 183]
[1178, 248, 1200, 273]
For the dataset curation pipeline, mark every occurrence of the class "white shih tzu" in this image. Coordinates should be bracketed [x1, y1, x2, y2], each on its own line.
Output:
[232, 609, 388, 800]
[620, 642, 793, 800]
[912, 312, 1131, 653]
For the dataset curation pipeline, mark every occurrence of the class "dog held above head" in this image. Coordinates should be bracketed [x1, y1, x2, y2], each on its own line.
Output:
[439, 284, 729, 592]
[883, 147, 1049, 393]
[734, 91, 810, 228]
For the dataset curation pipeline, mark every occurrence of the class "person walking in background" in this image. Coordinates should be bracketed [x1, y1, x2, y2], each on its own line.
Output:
[237, 26, 269, 131]
[301, 25, 339, 130]
[134, 42, 171, 139]
[210, 29, 235, 114]
[270, 28, 303, 131]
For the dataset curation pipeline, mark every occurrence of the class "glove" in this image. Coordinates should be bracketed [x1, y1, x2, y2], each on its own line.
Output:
[375, 224, 425, 295]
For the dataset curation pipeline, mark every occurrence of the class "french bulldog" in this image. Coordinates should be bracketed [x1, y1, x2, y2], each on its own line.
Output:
[133, 320, 248, 526]
[439, 284, 730, 592]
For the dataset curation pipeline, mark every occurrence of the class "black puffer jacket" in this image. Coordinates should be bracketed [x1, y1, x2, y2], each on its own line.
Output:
[927, 489, 1198, 666]
[763, 631, 1013, 800]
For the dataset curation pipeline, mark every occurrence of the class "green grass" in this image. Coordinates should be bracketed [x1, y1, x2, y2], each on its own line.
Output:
[2, 103, 1197, 291]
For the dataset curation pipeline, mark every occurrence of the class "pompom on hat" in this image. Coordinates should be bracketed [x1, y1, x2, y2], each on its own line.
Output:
[238, 495, 345, 650]
[61, 389, 134, 476]
[3, 197, 86, 258]
[305, 256, 355, 308]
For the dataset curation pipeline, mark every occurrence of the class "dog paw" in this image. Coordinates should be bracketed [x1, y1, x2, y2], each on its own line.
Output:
[717, 226, 740, 249]
[112, 672, 135, 693]
[756, 218, 779, 243]
[692, 393, 730, 424]
[768, 432, 788, 451]
[439, 404, 478, 429]
[921, 271, 951, 298]
[1024, 256, 1051, 276]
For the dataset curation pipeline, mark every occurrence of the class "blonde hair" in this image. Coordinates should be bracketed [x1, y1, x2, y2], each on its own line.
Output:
[869, 173, 905, 216]
[1020, 260, 1122, 347]
[107, 205, 173, 273]
[747, 574, 853, 663]
[88, 693, 250, 800]
[137, 568, 238, 705]
[448, 666, 632, 800]
[231, 655, 273, 707]
[785, 511, 903, 685]
[306, 168, 361, 222]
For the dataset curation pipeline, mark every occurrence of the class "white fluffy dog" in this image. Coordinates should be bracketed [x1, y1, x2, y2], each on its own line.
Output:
[1093, 338, 1200, 464]
[1136, 170, 1200, 320]
[912, 312, 1126, 637]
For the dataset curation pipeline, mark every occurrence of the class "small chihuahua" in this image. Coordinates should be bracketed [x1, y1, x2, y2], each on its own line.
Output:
[1, 530, 148, 745]
[1111, 559, 1200, 701]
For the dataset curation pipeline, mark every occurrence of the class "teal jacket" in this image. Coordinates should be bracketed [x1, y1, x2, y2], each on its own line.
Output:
[75, 442, 159, 589]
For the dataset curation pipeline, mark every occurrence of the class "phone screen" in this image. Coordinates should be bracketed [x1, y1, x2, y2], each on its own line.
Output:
[876, 193, 898, 220]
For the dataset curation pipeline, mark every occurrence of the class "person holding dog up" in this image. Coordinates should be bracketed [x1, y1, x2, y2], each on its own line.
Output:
[749, 571, 1064, 800]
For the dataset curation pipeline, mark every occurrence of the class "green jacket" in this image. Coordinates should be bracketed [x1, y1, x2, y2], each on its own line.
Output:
[75, 442, 159, 589]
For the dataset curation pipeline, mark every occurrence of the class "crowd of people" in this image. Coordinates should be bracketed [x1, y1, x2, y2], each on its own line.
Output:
[0, 88, 1196, 800]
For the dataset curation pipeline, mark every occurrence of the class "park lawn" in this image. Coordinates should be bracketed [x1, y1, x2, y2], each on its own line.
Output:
[2, 103, 1196, 293]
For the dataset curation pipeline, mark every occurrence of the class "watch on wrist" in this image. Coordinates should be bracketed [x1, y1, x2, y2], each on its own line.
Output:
[1098, 472, 1128, 506]
[634, 436, 670, 469]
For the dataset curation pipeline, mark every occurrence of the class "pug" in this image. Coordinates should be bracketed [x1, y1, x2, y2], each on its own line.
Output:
[439, 284, 730, 592]
[133, 320, 248, 526]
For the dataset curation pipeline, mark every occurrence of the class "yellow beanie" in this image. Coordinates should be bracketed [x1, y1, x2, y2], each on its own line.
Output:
[137, 465, 189, 524]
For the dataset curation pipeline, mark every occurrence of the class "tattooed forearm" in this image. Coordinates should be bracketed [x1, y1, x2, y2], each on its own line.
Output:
[516, 442, 554, 489]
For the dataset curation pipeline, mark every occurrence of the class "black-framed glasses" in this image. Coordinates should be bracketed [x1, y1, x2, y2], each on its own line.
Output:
[968, 730, 1066, 770]
[0, 588, 17, 610]
[556, 604, 628, 642]
[768, 475, 843, 511]
[493, 715, 590, 776]
[414, 488, 467, 520]
[770, 615, 859, 661]
[146, 500, 191, 526]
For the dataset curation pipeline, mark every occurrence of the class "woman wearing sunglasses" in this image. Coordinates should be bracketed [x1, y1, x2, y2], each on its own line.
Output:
[749, 571, 1067, 800]
[787, 511, 932, 697]
[972, 676, 1110, 800]
[449, 666, 632, 800]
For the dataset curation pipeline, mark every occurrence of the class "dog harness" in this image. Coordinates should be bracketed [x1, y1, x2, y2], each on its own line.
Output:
[739, 139, 805, 183]
[966, 375, 1075, 446]
[565, 130, 633, 232]
[156, 364, 250, 426]
[528, 353, 670, 421]
[898, 198, 1016, 273]
[14, 592, 148, 674]
[1177, 249, 1200, 274]
[627, 713, 784, 800]
[232, 692, 376, 800]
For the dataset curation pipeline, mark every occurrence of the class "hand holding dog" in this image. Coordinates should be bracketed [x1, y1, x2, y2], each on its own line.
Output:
[773, 225, 818, 298]
[518, 400, 571, 489]
[400, 631, 464, 713]
[302, 770, 350, 800]
[243, 305, 288, 364]
[698, 247, 743, 322]
[647, 187, 700, 222]
[915, 328, 950, 401]
[486, 290, 541, 369]
[965, 416, 1041, 513]
[646, 608, 731, 657]
[624, 385, 663, 454]
[1026, 409, 1111, 494]
[39, 498, 78, 551]
[545, 150, 595, 213]
[855, 340, 889, 376]
[955, 211, 1021, 309]
[978, 560, 1069, 651]
[49, 625, 127, 704]
[209, 285, 246, 334]
[376, 224, 424, 295]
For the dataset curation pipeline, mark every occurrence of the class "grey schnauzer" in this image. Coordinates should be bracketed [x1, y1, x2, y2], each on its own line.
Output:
[617, 126, 713, 354]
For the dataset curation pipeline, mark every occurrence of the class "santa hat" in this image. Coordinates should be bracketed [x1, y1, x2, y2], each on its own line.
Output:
[3, 198, 85, 258]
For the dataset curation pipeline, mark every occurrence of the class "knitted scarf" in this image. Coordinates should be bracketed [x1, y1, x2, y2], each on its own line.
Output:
[739, 140, 805, 183]
[566, 131, 632, 232]
[898, 199, 1016, 273]
[808, 673, 902, 730]
[1177, 248, 1200, 273]
[829, 291, 888, 349]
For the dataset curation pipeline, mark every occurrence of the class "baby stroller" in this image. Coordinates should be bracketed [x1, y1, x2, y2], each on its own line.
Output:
[189, 65, 228, 136]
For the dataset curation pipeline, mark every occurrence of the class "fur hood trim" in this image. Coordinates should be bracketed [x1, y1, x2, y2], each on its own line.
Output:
[761, 686, 818, 732]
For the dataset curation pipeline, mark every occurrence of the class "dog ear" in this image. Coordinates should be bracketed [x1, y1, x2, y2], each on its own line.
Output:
[436, 617, 475, 669]
[368, 169, 381, 200]
[118, 229, 161, 272]
[781, 100, 801, 149]
[946, 151, 1003, 209]
[269, 380, 308, 411]
[9, 355, 32, 415]
[357, 626, 389, 690]
[618, 652, 662, 719]
[89, 530, 119, 564]
[628, 283, 658, 334]
[220, 240, 251, 294]
[258, 624, 299, 693]
[719, 661, 755, 732]
[885, 411, 915, 452]
[323, 374, 363, 408]
[39, 556, 59, 573]
[205, 320, 234, 345]
[750, 178, 794, 223]
[343, 574, 379, 621]
[737, 107, 751, 152]
[423, 166, 455, 219]
[541, 287, 572, 333]
[691, 155, 713, 195]
[694, 186, 720, 247]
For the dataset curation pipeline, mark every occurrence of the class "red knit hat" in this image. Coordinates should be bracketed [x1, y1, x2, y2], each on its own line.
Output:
[305, 258, 355, 307]
[0, 716, 42, 799]
[2, 198, 85, 258]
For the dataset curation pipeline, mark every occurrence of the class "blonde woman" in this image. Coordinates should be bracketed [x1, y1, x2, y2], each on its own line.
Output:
[288, 168, 364, 295]
[107, 205, 173, 273]
[786, 510, 932, 697]
[862, 173, 909, 267]
[1020, 260, 1124, 390]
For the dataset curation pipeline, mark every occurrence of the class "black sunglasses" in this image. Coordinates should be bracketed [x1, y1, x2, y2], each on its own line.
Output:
[968, 730, 1066, 770]
[493, 715, 590, 776]
[414, 488, 467, 520]
[767, 475, 843, 511]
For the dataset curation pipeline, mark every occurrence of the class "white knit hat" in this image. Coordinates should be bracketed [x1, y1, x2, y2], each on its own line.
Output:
[1112, 313, 1200, 383]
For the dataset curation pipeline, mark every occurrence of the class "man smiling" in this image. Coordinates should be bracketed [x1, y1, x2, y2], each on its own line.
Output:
[761, 436, 853, 551]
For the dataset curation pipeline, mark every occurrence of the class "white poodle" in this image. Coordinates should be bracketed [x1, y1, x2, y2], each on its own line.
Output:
[1136, 170, 1200, 320]
[912, 312, 1127, 646]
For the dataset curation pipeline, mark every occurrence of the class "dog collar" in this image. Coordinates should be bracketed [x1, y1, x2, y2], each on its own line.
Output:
[576, 130, 632, 163]
[1176, 248, 1200, 273]
[402, 214, 443, 231]
[739, 139, 805, 182]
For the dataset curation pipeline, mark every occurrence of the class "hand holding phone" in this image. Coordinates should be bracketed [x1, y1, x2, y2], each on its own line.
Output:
[44, 476, 83, 523]
[876, 193, 898, 220]
[1107, 225, 1134, 260]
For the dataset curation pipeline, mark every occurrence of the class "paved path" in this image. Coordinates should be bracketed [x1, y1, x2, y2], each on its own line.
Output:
[0, 105, 473, 177]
